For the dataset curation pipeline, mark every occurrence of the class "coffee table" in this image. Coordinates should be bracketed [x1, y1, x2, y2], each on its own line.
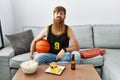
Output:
[12, 64, 102, 80]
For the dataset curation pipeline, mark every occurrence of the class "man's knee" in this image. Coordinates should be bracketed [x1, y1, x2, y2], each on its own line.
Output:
[72, 51, 80, 56]
[71, 51, 81, 64]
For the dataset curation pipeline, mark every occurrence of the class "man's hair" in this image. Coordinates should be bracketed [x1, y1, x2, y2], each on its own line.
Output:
[53, 6, 66, 15]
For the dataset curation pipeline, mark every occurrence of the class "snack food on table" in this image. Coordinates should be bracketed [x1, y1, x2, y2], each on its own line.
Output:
[20, 60, 38, 74]
[50, 62, 58, 68]
[49, 62, 62, 73]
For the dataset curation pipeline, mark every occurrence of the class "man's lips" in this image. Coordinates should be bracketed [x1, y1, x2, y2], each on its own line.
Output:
[57, 16, 61, 19]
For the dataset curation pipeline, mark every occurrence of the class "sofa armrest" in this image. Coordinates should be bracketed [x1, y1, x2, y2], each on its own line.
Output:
[0, 46, 15, 58]
[0, 46, 15, 80]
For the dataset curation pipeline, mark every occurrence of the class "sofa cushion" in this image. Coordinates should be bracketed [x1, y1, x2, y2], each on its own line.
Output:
[10, 53, 31, 68]
[102, 49, 120, 80]
[6, 30, 34, 55]
[80, 55, 104, 67]
[80, 48, 106, 58]
[23, 26, 44, 37]
[93, 25, 120, 48]
[70, 25, 93, 48]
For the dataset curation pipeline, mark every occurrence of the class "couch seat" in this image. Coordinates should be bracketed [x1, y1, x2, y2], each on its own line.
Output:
[81, 55, 104, 67]
[10, 53, 31, 68]
[102, 49, 120, 80]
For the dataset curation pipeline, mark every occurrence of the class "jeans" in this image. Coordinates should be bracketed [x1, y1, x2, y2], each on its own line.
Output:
[34, 51, 81, 65]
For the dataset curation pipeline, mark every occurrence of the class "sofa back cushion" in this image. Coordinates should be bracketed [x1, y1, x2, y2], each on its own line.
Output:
[93, 25, 120, 48]
[6, 30, 34, 55]
[23, 26, 44, 37]
[71, 25, 93, 48]
[23, 25, 94, 48]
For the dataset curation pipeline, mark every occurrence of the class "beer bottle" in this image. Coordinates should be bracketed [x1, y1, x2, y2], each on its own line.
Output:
[71, 54, 76, 70]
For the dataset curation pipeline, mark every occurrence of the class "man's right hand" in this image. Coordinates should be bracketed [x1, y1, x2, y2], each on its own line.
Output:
[29, 53, 34, 60]
[56, 49, 65, 60]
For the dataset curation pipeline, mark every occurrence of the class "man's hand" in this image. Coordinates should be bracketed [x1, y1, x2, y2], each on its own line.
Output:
[56, 49, 65, 60]
[29, 53, 34, 60]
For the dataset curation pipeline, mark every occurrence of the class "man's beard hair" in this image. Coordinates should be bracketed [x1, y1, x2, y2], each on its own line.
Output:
[53, 19, 64, 25]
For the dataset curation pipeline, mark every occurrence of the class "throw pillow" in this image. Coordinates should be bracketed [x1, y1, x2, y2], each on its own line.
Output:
[79, 48, 106, 59]
[90, 48, 106, 55]
[6, 29, 34, 55]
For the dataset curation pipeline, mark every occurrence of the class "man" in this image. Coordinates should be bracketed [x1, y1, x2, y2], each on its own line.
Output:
[30, 6, 80, 64]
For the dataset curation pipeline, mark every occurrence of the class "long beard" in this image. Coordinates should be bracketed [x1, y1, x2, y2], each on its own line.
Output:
[53, 19, 64, 27]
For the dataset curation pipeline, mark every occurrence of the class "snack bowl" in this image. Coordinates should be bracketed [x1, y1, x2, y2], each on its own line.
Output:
[20, 60, 38, 74]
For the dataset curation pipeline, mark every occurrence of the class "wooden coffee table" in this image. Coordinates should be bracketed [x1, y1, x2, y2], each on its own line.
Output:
[12, 64, 101, 80]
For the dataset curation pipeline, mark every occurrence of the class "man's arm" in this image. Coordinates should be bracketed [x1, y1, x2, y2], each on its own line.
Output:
[56, 27, 80, 60]
[30, 27, 47, 59]
[66, 27, 80, 51]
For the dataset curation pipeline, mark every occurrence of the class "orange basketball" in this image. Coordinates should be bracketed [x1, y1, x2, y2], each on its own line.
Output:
[35, 39, 50, 53]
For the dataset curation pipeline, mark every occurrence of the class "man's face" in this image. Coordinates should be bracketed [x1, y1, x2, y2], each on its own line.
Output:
[54, 11, 66, 23]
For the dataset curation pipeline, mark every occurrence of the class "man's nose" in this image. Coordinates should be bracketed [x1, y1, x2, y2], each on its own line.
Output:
[57, 13, 61, 16]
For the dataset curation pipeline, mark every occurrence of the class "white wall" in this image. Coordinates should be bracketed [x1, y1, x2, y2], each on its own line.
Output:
[0, 0, 15, 45]
[11, 0, 120, 31]
[0, 0, 120, 45]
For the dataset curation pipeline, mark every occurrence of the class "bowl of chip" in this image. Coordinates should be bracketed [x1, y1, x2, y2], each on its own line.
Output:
[20, 60, 38, 74]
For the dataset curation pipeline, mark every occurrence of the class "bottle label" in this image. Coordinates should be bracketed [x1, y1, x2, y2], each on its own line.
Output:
[71, 61, 76, 70]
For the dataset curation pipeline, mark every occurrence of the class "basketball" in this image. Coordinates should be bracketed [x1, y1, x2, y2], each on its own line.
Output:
[35, 39, 50, 53]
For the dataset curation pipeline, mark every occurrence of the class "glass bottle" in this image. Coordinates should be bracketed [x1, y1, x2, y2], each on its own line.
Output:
[71, 54, 76, 70]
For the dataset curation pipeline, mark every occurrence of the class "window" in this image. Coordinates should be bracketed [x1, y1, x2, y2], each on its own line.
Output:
[0, 21, 4, 49]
